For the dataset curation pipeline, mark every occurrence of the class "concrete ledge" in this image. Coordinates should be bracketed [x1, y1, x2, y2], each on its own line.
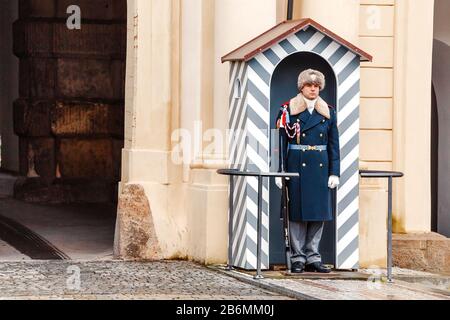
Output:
[393, 232, 450, 274]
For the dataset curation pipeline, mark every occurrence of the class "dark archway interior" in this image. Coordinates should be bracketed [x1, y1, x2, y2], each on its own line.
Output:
[0, 0, 127, 261]
[431, 83, 438, 233]
[432, 0, 450, 237]
[269, 51, 337, 266]
[12, 0, 127, 205]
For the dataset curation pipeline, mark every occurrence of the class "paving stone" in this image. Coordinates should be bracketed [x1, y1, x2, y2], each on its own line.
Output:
[0, 261, 290, 300]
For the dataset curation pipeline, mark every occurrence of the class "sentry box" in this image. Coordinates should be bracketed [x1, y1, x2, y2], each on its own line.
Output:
[222, 18, 372, 271]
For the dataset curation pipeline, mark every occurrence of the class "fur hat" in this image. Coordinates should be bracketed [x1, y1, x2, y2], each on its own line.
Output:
[298, 69, 326, 91]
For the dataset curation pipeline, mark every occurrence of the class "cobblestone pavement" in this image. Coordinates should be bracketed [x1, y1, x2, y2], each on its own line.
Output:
[0, 260, 291, 300]
[1, 260, 448, 300]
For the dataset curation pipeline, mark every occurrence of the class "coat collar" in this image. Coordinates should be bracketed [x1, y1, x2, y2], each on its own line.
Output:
[302, 109, 325, 132]
[289, 93, 330, 119]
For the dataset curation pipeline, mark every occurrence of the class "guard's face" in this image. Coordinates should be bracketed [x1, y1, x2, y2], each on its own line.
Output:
[301, 83, 320, 100]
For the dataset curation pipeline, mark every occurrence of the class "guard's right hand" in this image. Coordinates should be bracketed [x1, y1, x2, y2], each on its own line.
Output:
[275, 177, 289, 189]
[275, 177, 283, 189]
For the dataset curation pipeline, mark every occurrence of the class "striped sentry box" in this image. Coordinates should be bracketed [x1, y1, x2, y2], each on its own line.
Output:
[225, 19, 372, 270]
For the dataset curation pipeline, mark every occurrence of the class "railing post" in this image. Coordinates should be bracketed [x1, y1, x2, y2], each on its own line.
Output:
[217, 169, 299, 279]
[359, 170, 403, 283]
[254, 175, 264, 280]
[387, 176, 393, 282]
[227, 175, 235, 271]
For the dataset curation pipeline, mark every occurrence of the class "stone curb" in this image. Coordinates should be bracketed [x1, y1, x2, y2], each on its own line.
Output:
[207, 265, 318, 300]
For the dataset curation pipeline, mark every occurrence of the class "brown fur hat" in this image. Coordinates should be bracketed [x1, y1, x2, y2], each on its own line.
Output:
[298, 69, 326, 91]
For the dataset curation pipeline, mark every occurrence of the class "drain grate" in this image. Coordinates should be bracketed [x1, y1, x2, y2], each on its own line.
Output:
[0, 214, 69, 260]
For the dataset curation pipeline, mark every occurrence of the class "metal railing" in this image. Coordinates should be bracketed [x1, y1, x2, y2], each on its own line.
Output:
[218, 169, 403, 282]
[217, 169, 299, 279]
[359, 170, 404, 282]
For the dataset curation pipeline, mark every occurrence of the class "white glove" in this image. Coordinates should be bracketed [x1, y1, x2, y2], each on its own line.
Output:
[275, 177, 282, 189]
[328, 175, 340, 189]
[275, 177, 290, 189]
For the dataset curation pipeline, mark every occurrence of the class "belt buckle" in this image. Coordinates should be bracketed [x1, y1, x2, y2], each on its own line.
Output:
[307, 145, 317, 151]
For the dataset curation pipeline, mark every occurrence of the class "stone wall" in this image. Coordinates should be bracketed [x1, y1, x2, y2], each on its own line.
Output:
[0, 0, 19, 172]
[13, 0, 126, 203]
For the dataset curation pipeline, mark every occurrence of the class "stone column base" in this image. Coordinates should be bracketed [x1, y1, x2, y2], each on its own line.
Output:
[114, 184, 163, 261]
[393, 232, 450, 274]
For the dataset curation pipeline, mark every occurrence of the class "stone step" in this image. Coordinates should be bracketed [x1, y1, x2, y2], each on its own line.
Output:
[0, 173, 18, 198]
[393, 232, 450, 274]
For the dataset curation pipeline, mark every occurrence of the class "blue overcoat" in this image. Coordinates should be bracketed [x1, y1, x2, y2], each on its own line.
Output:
[276, 94, 340, 222]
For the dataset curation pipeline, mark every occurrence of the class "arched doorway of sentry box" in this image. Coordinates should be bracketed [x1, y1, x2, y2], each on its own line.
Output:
[269, 51, 338, 266]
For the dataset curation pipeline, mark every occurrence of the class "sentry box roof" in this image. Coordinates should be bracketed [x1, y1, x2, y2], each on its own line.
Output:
[222, 18, 373, 63]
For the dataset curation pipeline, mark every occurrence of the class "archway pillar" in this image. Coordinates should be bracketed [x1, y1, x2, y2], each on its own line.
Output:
[183, 0, 283, 264]
[115, 0, 185, 260]
[392, 0, 434, 233]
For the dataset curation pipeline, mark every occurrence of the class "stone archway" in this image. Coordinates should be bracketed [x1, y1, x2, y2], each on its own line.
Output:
[0, 0, 129, 261]
[0, 1, 19, 175]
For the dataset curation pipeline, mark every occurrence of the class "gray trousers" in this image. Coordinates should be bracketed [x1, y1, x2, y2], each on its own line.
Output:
[289, 221, 324, 265]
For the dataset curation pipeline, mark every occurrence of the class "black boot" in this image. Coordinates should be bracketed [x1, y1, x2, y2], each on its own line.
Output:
[305, 262, 331, 273]
[291, 261, 305, 273]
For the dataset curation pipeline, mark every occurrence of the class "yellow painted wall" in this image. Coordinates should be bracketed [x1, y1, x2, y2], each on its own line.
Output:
[119, 0, 435, 267]
[392, 0, 433, 234]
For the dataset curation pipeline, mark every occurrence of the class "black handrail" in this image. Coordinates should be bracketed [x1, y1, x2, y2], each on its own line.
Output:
[217, 169, 297, 178]
[359, 170, 404, 282]
[218, 169, 403, 281]
[217, 169, 299, 279]
[359, 170, 404, 179]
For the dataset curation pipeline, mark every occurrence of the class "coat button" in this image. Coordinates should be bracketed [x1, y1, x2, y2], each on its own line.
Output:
[320, 133, 324, 138]
[302, 163, 306, 167]
[302, 133, 306, 137]
[322, 120, 326, 123]
[320, 163, 323, 168]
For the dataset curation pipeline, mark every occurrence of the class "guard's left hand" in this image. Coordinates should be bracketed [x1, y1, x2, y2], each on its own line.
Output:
[328, 175, 340, 189]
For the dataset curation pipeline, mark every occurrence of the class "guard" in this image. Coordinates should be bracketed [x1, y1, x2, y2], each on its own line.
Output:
[275, 69, 341, 273]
